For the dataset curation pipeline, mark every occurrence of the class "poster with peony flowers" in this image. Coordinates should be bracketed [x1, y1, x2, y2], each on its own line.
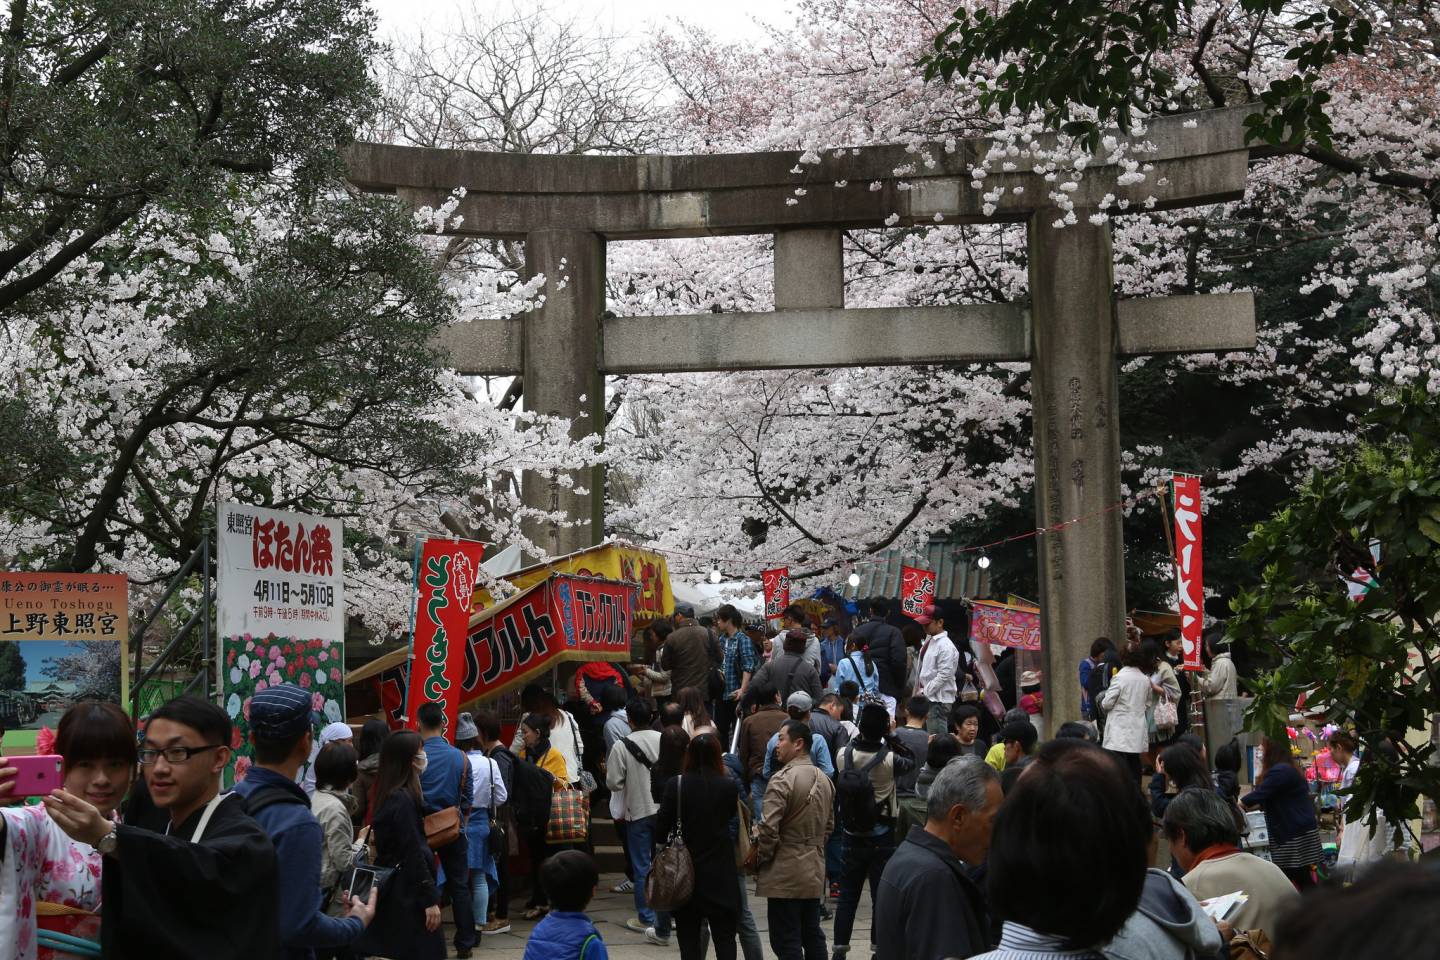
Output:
[216, 503, 346, 787]
[221, 635, 346, 786]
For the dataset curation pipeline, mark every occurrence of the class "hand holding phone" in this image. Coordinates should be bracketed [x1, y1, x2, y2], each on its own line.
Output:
[6, 755, 62, 798]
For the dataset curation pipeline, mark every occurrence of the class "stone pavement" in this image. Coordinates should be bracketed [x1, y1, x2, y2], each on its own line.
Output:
[440, 871, 873, 960]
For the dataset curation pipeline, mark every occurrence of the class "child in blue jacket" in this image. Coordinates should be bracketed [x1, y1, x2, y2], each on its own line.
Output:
[523, 850, 608, 960]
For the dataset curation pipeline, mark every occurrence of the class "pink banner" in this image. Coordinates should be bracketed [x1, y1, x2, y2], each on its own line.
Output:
[970, 600, 1041, 651]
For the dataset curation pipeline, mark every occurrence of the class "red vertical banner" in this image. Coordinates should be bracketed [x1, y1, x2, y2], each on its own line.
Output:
[900, 566, 937, 619]
[405, 538, 487, 732]
[761, 567, 791, 620]
[1172, 475, 1204, 672]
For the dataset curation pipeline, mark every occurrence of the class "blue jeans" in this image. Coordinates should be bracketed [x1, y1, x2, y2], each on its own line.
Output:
[436, 837, 476, 950]
[833, 828, 896, 949]
[926, 700, 952, 735]
[749, 778, 766, 823]
[626, 815, 658, 925]
[469, 869, 492, 931]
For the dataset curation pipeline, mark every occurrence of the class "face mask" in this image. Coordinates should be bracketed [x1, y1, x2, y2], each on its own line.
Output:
[414, 751, 429, 774]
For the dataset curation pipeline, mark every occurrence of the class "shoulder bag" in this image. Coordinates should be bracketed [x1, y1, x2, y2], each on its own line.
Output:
[645, 775, 695, 911]
[566, 713, 599, 794]
[734, 788, 754, 871]
[485, 757, 509, 859]
[423, 759, 467, 849]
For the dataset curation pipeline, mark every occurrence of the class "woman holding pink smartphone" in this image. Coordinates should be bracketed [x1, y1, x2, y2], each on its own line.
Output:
[0, 701, 137, 960]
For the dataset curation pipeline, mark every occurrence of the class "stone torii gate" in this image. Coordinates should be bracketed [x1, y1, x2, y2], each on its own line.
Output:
[346, 106, 1257, 727]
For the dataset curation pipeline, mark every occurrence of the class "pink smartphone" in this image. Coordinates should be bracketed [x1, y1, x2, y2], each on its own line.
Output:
[7, 755, 63, 797]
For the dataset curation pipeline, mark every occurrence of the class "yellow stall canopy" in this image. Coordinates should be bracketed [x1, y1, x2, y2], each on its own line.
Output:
[472, 541, 673, 623]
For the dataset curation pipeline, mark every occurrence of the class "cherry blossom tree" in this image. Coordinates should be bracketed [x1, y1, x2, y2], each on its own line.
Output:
[603, 0, 1436, 606]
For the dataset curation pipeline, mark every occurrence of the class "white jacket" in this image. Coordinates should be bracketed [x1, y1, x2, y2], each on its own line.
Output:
[1099, 666, 1154, 754]
[916, 631, 959, 704]
[1200, 653, 1238, 698]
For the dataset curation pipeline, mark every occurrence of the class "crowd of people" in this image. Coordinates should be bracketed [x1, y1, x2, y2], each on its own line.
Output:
[0, 600, 1434, 960]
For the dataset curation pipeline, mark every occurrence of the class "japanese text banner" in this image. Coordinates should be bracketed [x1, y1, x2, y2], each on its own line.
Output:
[217, 503, 344, 643]
[900, 566, 937, 619]
[458, 574, 636, 706]
[1173, 475, 1204, 672]
[405, 538, 486, 732]
[762, 567, 790, 619]
[970, 600, 1041, 651]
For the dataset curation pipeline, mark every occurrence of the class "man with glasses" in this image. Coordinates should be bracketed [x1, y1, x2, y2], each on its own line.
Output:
[234, 684, 376, 959]
[46, 695, 280, 958]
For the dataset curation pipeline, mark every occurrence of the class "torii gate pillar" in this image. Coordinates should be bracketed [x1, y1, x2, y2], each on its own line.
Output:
[1029, 214, 1127, 730]
[520, 229, 606, 558]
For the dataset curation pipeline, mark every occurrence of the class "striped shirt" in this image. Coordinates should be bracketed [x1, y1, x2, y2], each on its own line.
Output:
[968, 922, 1104, 960]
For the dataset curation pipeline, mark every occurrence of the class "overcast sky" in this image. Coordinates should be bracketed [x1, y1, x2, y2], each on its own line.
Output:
[367, 0, 787, 46]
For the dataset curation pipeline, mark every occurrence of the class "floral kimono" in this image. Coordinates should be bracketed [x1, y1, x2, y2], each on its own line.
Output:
[0, 805, 103, 960]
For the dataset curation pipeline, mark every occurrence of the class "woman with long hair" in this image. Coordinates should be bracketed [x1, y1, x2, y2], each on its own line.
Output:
[831, 637, 880, 698]
[354, 731, 444, 960]
[350, 717, 389, 830]
[657, 734, 742, 960]
[0, 700, 136, 960]
[1243, 734, 1323, 888]
[677, 686, 716, 738]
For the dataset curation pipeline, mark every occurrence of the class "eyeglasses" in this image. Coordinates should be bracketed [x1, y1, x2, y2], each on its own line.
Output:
[138, 744, 223, 765]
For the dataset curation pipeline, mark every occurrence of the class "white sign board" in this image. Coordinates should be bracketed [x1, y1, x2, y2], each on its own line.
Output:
[217, 502, 345, 643]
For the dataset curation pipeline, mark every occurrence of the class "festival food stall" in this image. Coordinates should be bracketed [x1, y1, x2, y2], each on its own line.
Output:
[344, 542, 671, 726]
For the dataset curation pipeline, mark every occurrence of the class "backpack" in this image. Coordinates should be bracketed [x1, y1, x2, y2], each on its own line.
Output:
[836, 743, 889, 834]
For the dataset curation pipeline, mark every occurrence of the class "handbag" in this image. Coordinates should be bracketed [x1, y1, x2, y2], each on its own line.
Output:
[734, 791, 754, 871]
[646, 775, 695, 911]
[546, 785, 591, 844]
[566, 714, 599, 794]
[338, 845, 398, 901]
[1153, 692, 1179, 731]
[424, 805, 462, 849]
[486, 756, 509, 860]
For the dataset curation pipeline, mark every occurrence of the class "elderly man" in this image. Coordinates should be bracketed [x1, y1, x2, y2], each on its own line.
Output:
[874, 755, 1002, 960]
[1163, 787, 1299, 937]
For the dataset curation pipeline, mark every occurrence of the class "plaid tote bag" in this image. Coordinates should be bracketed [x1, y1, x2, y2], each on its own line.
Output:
[546, 785, 590, 844]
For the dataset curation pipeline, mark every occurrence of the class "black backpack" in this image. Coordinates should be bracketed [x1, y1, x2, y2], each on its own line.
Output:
[836, 743, 889, 834]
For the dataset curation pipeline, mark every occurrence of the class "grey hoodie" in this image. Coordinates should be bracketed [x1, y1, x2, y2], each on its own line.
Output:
[1103, 868, 1226, 960]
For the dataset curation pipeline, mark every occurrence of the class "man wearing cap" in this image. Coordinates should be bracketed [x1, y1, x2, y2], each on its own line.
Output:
[233, 684, 375, 960]
[763, 692, 835, 777]
[912, 606, 959, 735]
[416, 700, 478, 958]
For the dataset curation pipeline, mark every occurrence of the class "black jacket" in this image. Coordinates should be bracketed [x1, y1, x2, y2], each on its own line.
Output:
[852, 620, 907, 698]
[874, 827, 990, 960]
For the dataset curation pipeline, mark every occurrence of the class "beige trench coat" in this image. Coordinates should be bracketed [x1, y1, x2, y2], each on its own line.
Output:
[755, 753, 835, 900]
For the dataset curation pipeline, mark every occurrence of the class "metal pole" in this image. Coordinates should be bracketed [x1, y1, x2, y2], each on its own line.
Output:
[202, 533, 213, 702]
